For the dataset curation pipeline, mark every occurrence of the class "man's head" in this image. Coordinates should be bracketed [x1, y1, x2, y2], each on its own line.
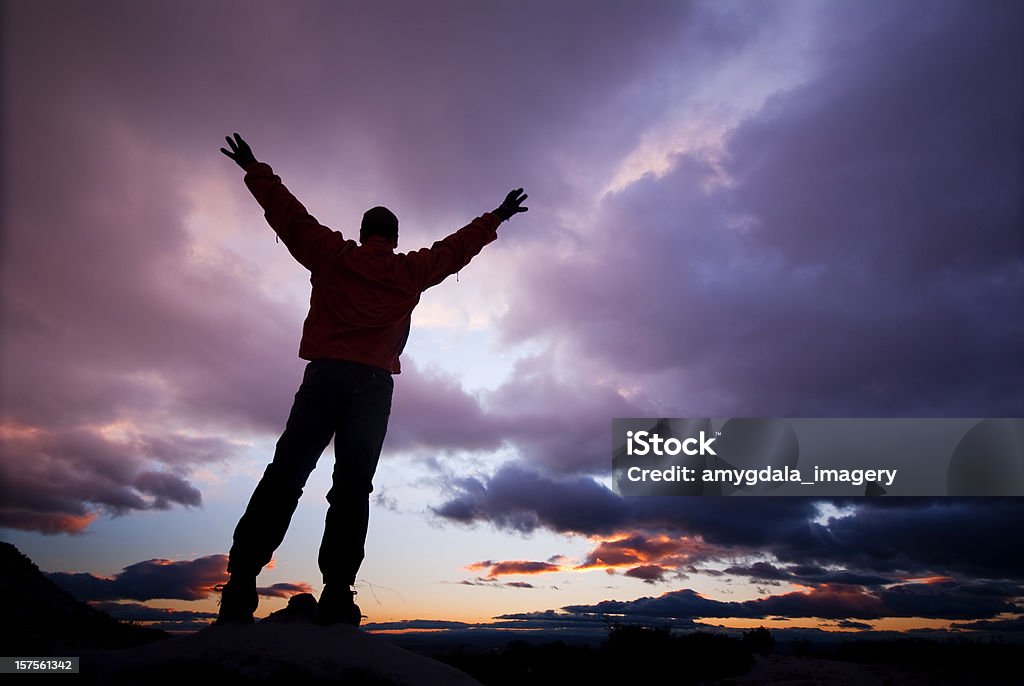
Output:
[360, 206, 399, 247]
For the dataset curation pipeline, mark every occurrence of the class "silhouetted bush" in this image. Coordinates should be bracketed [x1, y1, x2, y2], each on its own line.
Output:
[742, 626, 774, 655]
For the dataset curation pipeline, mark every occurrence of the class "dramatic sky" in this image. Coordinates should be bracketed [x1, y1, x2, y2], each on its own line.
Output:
[2, 0, 1022, 637]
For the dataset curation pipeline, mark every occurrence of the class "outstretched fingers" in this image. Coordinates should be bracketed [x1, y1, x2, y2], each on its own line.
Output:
[220, 133, 256, 168]
[511, 188, 528, 212]
[493, 187, 530, 220]
[220, 135, 238, 159]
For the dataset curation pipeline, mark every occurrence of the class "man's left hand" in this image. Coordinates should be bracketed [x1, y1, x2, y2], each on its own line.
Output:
[221, 133, 258, 169]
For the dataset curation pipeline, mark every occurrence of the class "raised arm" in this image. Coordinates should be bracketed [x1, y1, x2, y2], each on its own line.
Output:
[402, 188, 528, 291]
[221, 133, 341, 272]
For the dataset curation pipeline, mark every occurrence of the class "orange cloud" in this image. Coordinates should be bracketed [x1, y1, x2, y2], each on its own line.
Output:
[0, 509, 98, 535]
[466, 559, 563, 577]
[901, 575, 953, 585]
[576, 533, 713, 572]
[464, 533, 719, 582]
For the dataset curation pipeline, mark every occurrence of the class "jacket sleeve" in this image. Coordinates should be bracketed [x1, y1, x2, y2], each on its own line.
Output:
[242, 161, 343, 273]
[402, 213, 501, 291]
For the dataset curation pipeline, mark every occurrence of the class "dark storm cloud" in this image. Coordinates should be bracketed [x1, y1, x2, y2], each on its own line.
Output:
[807, 499, 1024, 580]
[562, 588, 744, 620]
[750, 584, 1014, 621]
[624, 565, 669, 583]
[722, 562, 793, 581]
[556, 582, 1019, 622]
[454, 477, 1024, 627]
[877, 580, 1024, 619]
[433, 462, 639, 536]
[134, 471, 202, 509]
[498, 0, 1023, 420]
[433, 462, 819, 541]
[950, 617, 1024, 632]
[456, 577, 538, 589]
[434, 464, 1024, 582]
[722, 562, 892, 588]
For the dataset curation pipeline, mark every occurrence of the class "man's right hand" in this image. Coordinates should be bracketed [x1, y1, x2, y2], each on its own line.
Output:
[494, 188, 529, 221]
[220, 133, 258, 169]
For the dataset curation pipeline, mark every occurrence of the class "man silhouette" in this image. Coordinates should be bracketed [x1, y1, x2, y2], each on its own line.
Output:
[215, 133, 527, 625]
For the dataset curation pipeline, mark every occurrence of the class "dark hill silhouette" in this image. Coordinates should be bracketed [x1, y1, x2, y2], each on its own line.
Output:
[0, 541, 168, 653]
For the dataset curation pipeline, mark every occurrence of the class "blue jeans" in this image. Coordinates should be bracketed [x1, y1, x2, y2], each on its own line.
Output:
[228, 358, 393, 586]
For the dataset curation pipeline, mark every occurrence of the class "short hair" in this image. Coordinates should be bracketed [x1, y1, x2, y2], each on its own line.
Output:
[360, 206, 399, 244]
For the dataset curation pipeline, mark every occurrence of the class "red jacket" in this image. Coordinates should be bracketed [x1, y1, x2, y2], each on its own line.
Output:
[243, 162, 500, 373]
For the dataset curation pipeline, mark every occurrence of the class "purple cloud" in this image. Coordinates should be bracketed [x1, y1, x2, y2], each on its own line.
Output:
[624, 565, 669, 584]
[1, 0, 1021, 546]
[494, 1, 1023, 421]
[48, 553, 316, 603]
[49, 554, 229, 601]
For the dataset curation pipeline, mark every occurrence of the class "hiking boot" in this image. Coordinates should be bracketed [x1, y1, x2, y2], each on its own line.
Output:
[214, 576, 258, 625]
[262, 592, 318, 624]
[315, 584, 362, 626]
